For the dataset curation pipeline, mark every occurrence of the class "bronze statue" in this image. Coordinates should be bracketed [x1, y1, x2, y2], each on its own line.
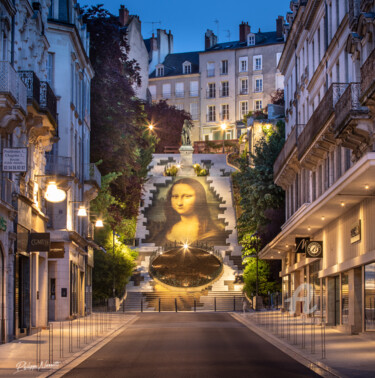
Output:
[181, 120, 192, 146]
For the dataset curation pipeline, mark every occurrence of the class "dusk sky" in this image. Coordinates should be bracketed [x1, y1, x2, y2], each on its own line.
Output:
[79, 0, 291, 53]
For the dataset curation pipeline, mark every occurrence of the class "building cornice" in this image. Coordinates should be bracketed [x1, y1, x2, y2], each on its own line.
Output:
[149, 73, 200, 82]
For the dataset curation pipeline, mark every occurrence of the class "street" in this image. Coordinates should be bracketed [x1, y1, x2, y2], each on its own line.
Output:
[63, 313, 318, 377]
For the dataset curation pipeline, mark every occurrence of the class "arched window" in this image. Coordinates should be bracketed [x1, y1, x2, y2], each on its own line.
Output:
[183, 61, 192, 74]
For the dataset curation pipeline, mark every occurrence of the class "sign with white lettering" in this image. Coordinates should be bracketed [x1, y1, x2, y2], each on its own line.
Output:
[28, 233, 50, 252]
[306, 241, 323, 258]
[2, 148, 28, 172]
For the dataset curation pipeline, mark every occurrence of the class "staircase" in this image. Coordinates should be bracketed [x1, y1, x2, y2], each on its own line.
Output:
[119, 290, 245, 313]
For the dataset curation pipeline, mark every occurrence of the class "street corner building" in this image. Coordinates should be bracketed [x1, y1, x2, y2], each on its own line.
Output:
[0, 0, 100, 344]
[260, 0, 375, 334]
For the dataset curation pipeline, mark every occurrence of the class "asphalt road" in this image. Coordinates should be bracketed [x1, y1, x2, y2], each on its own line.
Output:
[63, 313, 319, 378]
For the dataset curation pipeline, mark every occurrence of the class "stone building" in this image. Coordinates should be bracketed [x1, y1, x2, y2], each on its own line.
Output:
[148, 19, 284, 143]
[45, 0, 99, 322]
[260, 0, 375, 334]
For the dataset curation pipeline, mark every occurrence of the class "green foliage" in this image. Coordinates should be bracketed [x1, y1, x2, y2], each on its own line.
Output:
[234, 120, 285, 242]
[193, 164, 208, 176]
[197, 168, 208, 176]
[164, 165, 179, 176]
[92, 233, 138, 299]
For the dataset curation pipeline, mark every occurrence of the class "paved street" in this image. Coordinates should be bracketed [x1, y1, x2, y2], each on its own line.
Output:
[63, 313, 318, 378]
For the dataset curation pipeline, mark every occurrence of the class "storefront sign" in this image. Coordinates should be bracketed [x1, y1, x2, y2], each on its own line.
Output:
[351, 220, 361, 244]
[28, 233, 50, 252]
[2, 148, 27, 172]
[295, 237, 310, 253]
[49, 242, 65, 258]
[306, 241, 323, 258]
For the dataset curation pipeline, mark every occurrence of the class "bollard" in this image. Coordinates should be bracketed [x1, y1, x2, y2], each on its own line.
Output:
[123, 300, 125, 313]
[233, 296, 236, 312]
[69, 320, 73, 353]
[175, 298, 178, 313]
[302, 319, 306, 349]
[141, 298, 143, 313]
[311, 317, 315, 354]
[49, 323, 54, 364]
[287, 313, 290, 340]
[36, 328, 41, 367]
[77, 317, 80, 349]
[281, 312, 284, 338]
[293, 316, 297, 345]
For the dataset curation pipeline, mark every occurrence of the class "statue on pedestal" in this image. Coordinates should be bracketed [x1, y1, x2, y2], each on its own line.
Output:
[181, 120, 192, 146]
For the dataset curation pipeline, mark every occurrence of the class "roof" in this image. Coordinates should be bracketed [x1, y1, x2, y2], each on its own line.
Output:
[149, 51, 200, 78]
[203, 31, 283, 53]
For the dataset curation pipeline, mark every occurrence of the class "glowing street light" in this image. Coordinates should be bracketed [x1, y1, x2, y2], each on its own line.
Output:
[95, 219, 104, 228]
[183, 243, 189, 250]
[45, 182, 66, 203]
[148, 124, 154, 131]
[77, 206, 88, 217]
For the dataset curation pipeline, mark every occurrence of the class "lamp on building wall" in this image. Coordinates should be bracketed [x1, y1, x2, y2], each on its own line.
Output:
[45, 181, 67, 203]
[77, 206, 88, 217]
[95, 219, 104, 228]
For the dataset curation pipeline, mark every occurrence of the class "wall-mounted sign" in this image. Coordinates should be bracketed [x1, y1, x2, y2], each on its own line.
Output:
[295, 237, 310, 253]
[28, 232, 50, 252]
[351, 220, 361, 244]
[0, 216, 6, 232]
[61, 288, 67, 298]
[306, 241, 323, 258]
[2, 148, 27, 172]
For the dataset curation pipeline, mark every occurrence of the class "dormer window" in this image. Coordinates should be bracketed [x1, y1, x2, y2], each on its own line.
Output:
[248, 33, 255, 46]
[183, 61, 192, 74]
[156, 65, 164, 77]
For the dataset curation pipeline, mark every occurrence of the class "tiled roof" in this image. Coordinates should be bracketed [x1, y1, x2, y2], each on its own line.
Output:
[149, 51, 200, 78]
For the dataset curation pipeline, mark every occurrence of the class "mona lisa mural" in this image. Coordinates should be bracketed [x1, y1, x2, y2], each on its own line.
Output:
[143, 177, 229, 246]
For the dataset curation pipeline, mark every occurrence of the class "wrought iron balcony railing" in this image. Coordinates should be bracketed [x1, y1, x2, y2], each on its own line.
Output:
[40, 81, 57, 126]
[45, 155, 73, 177]
[360, 47, 375, 103]
[84, 163, 101, 188]
[0, 61, 27, 113]
[19, 70, 41, 106]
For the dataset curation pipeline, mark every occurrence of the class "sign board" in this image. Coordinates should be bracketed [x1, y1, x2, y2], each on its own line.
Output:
[306, 241, 323, 258]
[2, 148, 27, 172]
[295, 237, 310, 253]
[28, 233, 50, 252]
[350, 220, 361, 244]
[49, 242, 65, 258]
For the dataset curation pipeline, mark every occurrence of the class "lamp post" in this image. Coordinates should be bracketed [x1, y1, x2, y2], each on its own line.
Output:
[220, 123, 227, 153]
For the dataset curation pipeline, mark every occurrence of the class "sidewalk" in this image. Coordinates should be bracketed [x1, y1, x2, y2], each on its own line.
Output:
[0, 313, 137, 377]
[233, 311, 375, 378]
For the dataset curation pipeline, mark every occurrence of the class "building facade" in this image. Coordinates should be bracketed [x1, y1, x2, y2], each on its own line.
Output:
[148, 20, 284, 143]
[260, 0, 375, 334]
[46, 0, 99, 321]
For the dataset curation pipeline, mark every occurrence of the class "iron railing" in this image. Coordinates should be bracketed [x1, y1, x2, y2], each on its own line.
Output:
[0, 61, 27, 113]
[19, 70, 40, 106]
[45, 155, 73, 177]
[84, 163, 101, 188]
[175, 91, 184, 98]
[40, 81, 57, 125]
[206, 89, 216, 98]
[189, 90, 199, 97]
[360, 47, 375, 102]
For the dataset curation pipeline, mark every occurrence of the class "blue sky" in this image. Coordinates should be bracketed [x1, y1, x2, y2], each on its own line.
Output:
[79, 0, 291, 53]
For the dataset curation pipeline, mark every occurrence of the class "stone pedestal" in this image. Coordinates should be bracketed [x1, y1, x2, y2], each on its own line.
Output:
[179, 145, 195, 176]
[252, 295, 263, 311]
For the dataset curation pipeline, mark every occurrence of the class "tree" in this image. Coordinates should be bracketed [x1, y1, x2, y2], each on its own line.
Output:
[83, 5, 156, 220]
[271, 89, 285, 106]
[233, 120, 285, 243]
[145, 100, 192, 153]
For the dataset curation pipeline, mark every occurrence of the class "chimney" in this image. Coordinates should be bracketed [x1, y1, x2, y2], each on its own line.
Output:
[205, 29, 217, 50]
[150, 33, 157, 51]
[239, 22, 250, 43]
[276, 16, 284, 39]
[119, 5, 129, 26]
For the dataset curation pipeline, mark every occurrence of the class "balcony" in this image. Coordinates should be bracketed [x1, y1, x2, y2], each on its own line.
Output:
[274, 125, 305, 185]
[84, 163, 101, 189]
[40, 81, 57, 126]
[239, 89, 248, 95]
[334, 83, 370, 155]
[19, 71, 40, 107]
[45, 155, 73, 178]
[219, 89, 229, 97]
[360, 47, 375, 105]
[298, 83, 347, 161]
[206, 114, 216, 122]
[175, 91, 185, 98]
[189, 91, 199, 97]
[0, 61, 27, 113]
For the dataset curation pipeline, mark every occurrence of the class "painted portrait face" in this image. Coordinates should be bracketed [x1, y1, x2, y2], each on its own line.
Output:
[171, 183, 196, 216]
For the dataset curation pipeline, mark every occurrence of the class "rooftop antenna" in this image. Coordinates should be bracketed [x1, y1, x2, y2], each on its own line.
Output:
[225, 29, 231, 41]
[214, 19, 219, 39]
[144, 21, 162, 35]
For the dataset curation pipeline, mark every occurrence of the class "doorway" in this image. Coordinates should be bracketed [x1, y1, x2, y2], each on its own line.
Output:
[334, 275, 340, 326]
[0, 246, 4, 343]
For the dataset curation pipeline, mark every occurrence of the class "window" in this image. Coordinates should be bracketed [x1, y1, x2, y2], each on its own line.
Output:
[59, 0, 70, 22]
[365, 263, 375, 331]
[239, 57, 248, 72]
[175, 82, 184, 98]
[162, 83, 171, 99]
[190, 103, 199, 120]
[207, 62, 215, 77]
[46, 53, 54, 87]
[149, 85, 156, 100]
[207, 105, 216, 122]
[221, 60, 228, 75]
[240, 78, 248, 95]
[254, 100, 262, 111]
[183, 62, 192, 74]
[190, 81, 198, 97]
[248, 33, 255, 46]
[175, 104, 184, 110]
[221, 104, 229, 120]
[207, 83, 215, 98]
[156, 65, 164, 77]
[48, 1, 54, 18]
[240, 101, 248, 118]
[253, 55, 262, 71]
[221, 81, 229, 97]
[254, 77, 263, 92]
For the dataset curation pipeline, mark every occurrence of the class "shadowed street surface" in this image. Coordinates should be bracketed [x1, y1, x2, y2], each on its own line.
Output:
[63, 313, 319, 378]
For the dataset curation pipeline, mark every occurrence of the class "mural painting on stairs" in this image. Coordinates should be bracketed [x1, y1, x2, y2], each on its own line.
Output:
[144, 177, 230, 246]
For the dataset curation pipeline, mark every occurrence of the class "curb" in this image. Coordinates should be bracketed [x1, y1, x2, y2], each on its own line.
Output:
[231, 313, 343, 378]
[38, 315, 138, 378]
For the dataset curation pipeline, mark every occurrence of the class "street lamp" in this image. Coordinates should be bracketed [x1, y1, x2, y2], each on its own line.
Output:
[45, 181, 66, 203]
[220, 123, 227, 153]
